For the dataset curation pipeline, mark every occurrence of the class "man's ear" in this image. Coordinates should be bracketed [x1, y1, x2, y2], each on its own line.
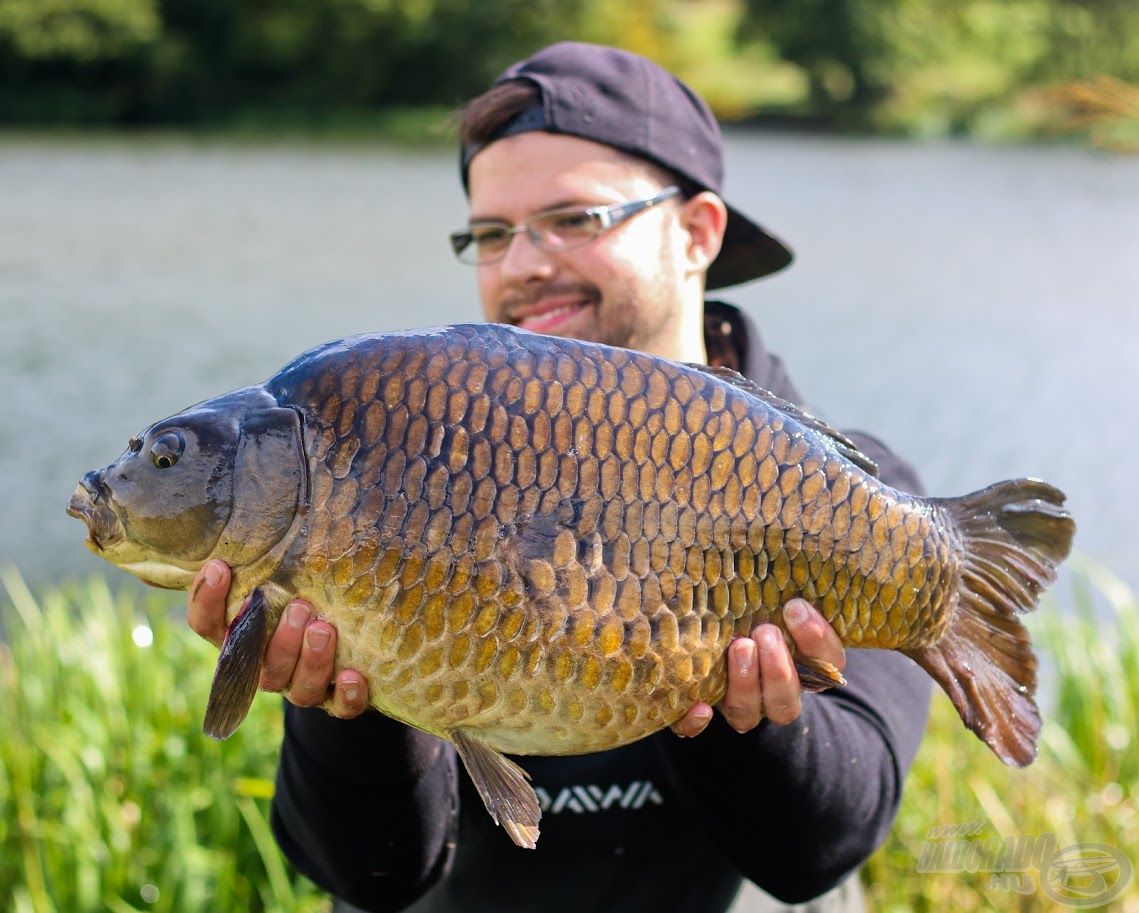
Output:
[680, 191, 728, 275]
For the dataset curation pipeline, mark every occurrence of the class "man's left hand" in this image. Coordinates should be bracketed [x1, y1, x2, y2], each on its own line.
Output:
[671, 598, 845, 737]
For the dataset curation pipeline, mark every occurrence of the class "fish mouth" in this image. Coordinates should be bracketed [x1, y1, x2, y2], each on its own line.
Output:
[67, 484, 124, 552]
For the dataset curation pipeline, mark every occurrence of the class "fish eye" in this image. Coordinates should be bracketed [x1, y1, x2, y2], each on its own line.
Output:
[151, 431, 185, 470]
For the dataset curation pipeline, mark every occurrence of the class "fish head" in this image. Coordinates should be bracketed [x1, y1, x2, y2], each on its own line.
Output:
[67, 386, 307, 589]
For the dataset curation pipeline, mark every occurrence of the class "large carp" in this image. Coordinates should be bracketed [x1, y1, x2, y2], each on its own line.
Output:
[68, 324, 1074, 847]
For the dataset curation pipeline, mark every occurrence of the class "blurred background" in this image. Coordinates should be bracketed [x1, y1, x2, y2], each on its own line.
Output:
[1, 0, 1137, 139]
[2, 1, 1138, 911]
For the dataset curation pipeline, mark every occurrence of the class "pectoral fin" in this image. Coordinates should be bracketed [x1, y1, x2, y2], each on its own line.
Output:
[452, 729, 541, 849]
[203, 588, 272, 740]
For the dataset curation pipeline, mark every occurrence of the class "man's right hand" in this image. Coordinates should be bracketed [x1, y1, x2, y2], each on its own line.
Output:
[188, 559, 370, 719]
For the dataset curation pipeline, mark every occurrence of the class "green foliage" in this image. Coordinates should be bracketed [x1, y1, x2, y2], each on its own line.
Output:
[2, 560, 1136, 909]
[0, 0, 159, 61]
[738, 0, 1139, 135]
[739, 0, 896, 110]
[1040, 75, 1139, 151]
[863, 557, 1139, 909]
[0, 570, 327, 913]
[1, 0, 1137, 135]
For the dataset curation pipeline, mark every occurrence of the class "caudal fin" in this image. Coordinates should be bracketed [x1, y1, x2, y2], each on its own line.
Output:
[904, 479, 1075, 767]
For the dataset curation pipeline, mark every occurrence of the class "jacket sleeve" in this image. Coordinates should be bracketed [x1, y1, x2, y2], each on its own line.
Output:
[656, 647, 930, 902]
[271, 704, 459, 912]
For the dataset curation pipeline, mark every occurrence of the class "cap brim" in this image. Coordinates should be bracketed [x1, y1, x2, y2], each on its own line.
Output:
[706, 204, 793, 290]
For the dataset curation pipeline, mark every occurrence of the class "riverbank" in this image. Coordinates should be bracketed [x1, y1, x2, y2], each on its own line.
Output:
[1, 85, 1132, 148]
[3, 0, 1136, 147]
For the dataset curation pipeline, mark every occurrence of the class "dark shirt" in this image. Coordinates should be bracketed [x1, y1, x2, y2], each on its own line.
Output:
[271, 303, 932, 912]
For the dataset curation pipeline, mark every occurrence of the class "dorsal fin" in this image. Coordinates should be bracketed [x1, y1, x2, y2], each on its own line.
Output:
[686, 363, 880, 478]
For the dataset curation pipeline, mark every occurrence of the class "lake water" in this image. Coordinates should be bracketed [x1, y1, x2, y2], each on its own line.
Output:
[2, 132, 1138, 602]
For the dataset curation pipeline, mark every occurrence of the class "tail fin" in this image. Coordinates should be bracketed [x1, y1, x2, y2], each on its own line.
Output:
[904, 479, 1075, 767]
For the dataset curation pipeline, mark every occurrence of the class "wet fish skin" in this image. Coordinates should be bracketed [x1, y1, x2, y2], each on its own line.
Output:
[270, 328, 956, 754]
[68, 323, 1075, 849]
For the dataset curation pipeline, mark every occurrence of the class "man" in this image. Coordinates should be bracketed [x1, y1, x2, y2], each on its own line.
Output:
[188, 42, 930, 912]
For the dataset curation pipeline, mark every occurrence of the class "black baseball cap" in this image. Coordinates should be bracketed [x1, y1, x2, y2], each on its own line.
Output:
[460, 41, 793, 290]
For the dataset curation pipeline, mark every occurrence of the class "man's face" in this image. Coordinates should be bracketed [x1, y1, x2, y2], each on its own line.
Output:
[466, 132, 691, 353]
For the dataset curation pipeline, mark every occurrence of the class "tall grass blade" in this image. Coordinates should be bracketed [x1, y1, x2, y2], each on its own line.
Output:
[0, 571, 326, 913]
[864, 554, 1138, 908]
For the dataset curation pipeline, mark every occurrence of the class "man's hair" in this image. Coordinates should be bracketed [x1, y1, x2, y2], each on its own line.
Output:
[458, 79, 694, 195]
[458, 80, 540, 148]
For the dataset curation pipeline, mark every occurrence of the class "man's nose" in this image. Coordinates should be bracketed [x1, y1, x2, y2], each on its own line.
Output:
[497, 229, 556, 285]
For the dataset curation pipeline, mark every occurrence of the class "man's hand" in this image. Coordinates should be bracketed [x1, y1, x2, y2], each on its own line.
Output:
[671, 598, 845, 737]
[188, 559, 370, 719]
[189, 562, 839, 732]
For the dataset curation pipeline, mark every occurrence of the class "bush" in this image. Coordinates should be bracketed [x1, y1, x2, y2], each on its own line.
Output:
[2, 0, 1137, 135]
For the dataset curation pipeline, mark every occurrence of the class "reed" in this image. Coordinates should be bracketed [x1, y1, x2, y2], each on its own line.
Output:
[0, 569, 326, 913]
[2, 561, 1136, 910]
[863, 557, 1139, 910]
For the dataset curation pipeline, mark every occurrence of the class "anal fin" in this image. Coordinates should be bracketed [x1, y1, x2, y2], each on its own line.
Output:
[203, 588, 272, 740]
[452, 728, 541, 849]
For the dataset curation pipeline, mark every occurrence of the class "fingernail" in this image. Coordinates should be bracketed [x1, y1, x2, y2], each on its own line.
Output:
[735, 639, 756, 676]
[692, 706, 713, 724]
[306, 627, 330, 651]
[204, 560, 224, 588]
[341, 677, 359, 703]
[287, 602, 310, 630]
[784, 600, 809, 625]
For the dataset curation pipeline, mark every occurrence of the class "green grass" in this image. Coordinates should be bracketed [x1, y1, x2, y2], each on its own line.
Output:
[0, 570, 327, 913]
[863, 557, 1139, 911]
[2, 561, 1136, 910]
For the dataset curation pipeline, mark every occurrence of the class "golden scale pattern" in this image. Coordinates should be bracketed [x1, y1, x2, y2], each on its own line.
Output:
[277, 326, 958, 755]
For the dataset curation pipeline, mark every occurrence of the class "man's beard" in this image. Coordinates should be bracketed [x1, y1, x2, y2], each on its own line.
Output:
[498, 268, 675, 353]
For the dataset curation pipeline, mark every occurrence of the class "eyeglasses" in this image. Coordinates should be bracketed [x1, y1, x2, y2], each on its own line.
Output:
[450, 186, 681, 266]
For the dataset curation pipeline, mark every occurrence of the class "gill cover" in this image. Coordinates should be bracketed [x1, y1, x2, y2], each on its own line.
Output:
[216, 394, 308, 568]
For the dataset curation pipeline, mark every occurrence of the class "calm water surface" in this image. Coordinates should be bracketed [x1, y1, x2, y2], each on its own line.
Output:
[2, 132, 1137, 599]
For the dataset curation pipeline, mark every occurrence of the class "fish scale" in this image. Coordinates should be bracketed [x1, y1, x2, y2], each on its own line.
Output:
[270, 326, 953, 757]
[69, 323, 1074, 849]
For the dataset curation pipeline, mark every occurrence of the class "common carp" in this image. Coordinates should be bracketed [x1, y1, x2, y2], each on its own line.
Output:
[68, 323, 1075, 848]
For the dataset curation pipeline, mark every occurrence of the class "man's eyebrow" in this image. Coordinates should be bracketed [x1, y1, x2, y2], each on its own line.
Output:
[467, 198, 597, 224]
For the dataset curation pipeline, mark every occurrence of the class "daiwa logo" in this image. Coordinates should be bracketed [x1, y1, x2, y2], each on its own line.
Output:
[535, 781, 664, 814]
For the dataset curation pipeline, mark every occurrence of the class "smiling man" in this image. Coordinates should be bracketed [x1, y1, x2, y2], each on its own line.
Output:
[188, 42, 930, 913]
[462, 136, 699, 359]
